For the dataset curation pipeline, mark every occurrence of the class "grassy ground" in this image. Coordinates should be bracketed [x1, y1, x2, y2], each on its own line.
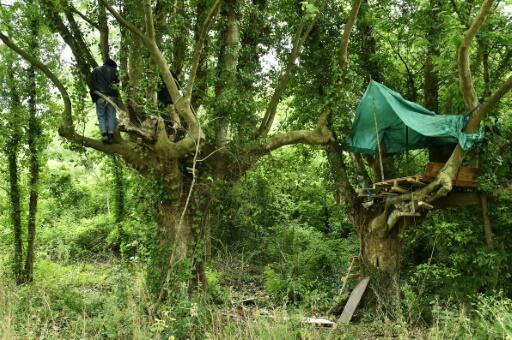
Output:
[1, 253, 511, 339]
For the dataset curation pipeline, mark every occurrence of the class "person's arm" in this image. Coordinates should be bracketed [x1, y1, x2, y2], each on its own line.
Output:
[113, 68, 119, 84]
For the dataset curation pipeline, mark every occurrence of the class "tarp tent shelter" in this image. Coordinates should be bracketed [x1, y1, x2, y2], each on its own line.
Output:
[346, 81, 484, 154]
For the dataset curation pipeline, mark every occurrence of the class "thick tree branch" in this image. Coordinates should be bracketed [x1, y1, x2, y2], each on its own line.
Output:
[458, 0, 494, 110]
[58, 128, 150, 174]
[467, 74, 512, 131]
[144, 0, 156, 41]
[70, 5, 99, 29]
[339, 0, 362, 70]
[63, 1, 97, 67]
[99, 0, 147, 43]
[185, 0, 221, 99]
[248, 112, 333, 155]
[0, 32, 73, 128]
[326, 0, 363, 220]
[98, 1, 109, 61]
[256, 10, 321, 138]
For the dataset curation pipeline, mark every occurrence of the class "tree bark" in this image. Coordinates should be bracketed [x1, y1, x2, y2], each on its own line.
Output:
[148, 196, 193, 297]
[111, 157, 125, 256]
[360, 219, 400, 276]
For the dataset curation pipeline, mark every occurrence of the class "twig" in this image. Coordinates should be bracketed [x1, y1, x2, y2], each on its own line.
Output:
[197, 146, 225, 162]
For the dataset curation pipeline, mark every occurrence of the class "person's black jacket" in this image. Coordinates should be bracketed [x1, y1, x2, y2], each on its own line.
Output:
[90, 63, 119, 102]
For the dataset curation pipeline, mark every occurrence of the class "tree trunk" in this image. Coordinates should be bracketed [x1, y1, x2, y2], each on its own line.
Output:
[23, 61, 40, 284]
[111, 157, 125, 256]
[147, 181, 194, 298]
[360, 222, 400, 276]
[359, 216, 401, 314]
[6, 65, 24, 283]
[188, 185, 213, 293]
[7, 141, 23, 283]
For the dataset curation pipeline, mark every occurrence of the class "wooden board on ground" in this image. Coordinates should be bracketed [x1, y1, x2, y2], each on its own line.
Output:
[302, 317, 335, 327]
[338, 276, 370, 324]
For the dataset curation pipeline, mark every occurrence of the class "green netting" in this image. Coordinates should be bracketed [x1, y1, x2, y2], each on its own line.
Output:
[346, 81, 484, 154]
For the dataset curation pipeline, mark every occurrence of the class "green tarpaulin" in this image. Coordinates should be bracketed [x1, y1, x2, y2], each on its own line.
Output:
[346, 81, 484, 154]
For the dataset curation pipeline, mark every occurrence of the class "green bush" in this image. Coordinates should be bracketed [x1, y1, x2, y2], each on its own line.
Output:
[263, 226, 357, 308]
[38, 214, 115, 262]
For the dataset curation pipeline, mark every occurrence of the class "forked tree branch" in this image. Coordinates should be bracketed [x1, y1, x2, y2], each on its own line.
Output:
[378, 10, 511, 231]
[98, 1, 180, 115]
[101, 0, 203, 158]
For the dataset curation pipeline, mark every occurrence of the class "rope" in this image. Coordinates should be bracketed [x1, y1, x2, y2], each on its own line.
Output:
[371, 86, 385, 181]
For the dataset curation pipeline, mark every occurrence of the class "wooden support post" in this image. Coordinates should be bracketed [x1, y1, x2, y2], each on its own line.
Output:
[479, 193, 493, 249]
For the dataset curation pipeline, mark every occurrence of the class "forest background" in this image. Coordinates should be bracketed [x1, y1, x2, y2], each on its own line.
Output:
[1, 0, 512, 338]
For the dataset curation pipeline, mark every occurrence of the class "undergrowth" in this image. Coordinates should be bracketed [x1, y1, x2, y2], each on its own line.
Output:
[1, 253, 512, 339]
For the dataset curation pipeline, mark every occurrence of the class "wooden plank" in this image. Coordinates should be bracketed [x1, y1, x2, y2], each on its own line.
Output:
[338, 277, 370, 324]
[453, 180, 478, 188]
[302, 317, 335, 327]
[397, 211, 421, 217]
[425, 162, 478, 187]
[391, 186, 408, 193]
[405, 177, 426, 186]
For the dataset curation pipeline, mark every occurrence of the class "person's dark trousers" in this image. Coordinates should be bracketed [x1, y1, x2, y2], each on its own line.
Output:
[95, 97, 117, 142]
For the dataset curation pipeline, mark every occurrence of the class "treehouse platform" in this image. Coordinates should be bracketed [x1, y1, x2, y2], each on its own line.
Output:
[357, 162, 478, 201]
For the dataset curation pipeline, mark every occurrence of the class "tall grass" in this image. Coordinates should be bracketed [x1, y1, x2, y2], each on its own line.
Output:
[1, 255, 512, 339]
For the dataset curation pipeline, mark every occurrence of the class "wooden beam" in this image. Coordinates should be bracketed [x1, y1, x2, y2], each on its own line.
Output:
[391, 186, 408, 194]
[434, 192, 480, 208]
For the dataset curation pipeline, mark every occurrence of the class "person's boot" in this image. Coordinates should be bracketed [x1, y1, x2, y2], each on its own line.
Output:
[107, 133, 114, 144]
[101, 133, 109, 144]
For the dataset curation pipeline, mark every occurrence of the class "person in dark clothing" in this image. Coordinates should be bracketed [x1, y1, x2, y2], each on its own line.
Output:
[90, 58, 119, 144]
[157, 70, 181, 106]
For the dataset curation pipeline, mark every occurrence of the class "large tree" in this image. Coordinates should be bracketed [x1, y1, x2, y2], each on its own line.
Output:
[0, 0, 361, 295]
